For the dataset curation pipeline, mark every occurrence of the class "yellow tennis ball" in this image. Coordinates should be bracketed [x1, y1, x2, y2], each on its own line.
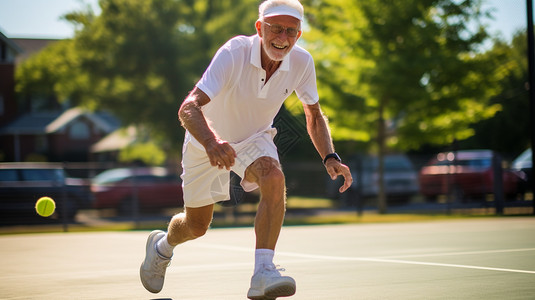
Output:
[35, 196, 56, 217]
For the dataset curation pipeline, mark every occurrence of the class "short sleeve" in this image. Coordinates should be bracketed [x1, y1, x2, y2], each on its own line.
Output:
[295, 56, 319, 105]
[195, 46, 234, 100]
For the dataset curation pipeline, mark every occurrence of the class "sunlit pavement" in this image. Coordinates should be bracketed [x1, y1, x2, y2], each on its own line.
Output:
[1, 217, 534, 299]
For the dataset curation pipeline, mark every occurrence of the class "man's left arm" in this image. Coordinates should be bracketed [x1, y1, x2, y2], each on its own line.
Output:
[303, 102, 353, 193]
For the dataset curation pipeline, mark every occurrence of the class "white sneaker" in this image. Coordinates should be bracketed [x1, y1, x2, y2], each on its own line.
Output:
[140, 230, 171, 293]
[247, 264, 296, 299]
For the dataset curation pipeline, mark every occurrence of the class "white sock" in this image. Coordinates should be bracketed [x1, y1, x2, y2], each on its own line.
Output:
[156, 233, 175, 259]
[254, 249, 274, 273]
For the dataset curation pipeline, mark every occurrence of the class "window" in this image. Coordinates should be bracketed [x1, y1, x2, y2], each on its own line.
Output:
[21, 169, 64, 182]
[0, 169, 18, 181]
[69, 120, 90, 140]
[1, 41, 6, 62]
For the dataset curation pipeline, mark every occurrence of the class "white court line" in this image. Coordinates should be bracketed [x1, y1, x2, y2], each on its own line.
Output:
[276, 251, 535, 275]
[375, 248, 535, 259]
[194, 243, 535, 275]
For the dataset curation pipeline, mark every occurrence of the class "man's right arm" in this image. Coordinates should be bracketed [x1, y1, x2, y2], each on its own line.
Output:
[178, 87, 236, 169]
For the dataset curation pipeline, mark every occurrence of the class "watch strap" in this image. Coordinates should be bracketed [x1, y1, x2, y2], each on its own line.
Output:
[323, 153, 341, 165]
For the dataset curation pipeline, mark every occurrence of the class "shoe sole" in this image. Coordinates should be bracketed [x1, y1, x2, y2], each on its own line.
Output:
[140, 230, 165, 293]
[248, 282, 296, 299]
[265, 282, 296, 298]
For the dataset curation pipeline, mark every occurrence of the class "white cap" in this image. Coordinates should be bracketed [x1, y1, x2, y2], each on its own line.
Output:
[263, 5, 303, 22]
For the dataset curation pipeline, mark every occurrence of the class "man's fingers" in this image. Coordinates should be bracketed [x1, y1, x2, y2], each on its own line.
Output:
[339, 179, 352, 193]
[326, 163, 353, 193]
[207, 141, 236, 170]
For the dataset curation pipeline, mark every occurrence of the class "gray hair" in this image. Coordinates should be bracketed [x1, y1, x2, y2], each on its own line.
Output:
[258, 0, 304, 23]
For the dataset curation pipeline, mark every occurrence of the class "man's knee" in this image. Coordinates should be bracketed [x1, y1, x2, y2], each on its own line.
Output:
[183, 207, 213, 238]
[188, 221, 209, 238]
[247, 156, 285, 187]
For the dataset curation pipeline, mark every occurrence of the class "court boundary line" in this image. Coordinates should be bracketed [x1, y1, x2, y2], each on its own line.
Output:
[277, 251, 535, 275]
[373, 247, 535, 259]
[195, 243, 535, 275]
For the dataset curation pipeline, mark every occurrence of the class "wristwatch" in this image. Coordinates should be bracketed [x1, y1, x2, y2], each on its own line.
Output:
[323, 153, 341, 165]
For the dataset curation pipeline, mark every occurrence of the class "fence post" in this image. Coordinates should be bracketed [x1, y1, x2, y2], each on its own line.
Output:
[527, 0, 535, 215]
[492, 153, 504, 215]
[131, 167, 140, 229]
[61, 162, 69, 232]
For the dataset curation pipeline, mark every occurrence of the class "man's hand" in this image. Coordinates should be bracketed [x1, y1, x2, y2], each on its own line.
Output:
[325, 159, 353, 193]
[204, 138, 237, 170]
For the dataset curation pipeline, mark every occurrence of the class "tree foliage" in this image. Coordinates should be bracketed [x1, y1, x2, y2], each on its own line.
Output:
[15, 0, 528, 165]
[460, 30, 530, 157]
[304, 0, 502, 151]
[16, 0, 259, 159]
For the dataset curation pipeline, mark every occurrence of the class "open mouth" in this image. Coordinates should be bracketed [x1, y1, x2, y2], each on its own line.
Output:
[272, 43, 288, 50]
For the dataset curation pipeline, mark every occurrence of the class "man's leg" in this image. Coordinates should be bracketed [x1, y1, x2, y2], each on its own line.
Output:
[245, 156, 296, 299]
[167, 205, 214, 245]
[140, 205, 214, 293]
[245, 157, 286, 250]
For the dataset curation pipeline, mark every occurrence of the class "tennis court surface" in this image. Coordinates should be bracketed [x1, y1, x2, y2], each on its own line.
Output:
[1, 216, 534, 299]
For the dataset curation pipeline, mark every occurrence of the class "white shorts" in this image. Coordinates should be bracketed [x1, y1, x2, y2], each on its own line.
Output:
[180, 128, 279, 208]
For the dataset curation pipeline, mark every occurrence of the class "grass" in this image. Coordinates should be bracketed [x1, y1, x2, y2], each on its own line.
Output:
[287, 196, 337, 209]
[1, 196, 532, 235]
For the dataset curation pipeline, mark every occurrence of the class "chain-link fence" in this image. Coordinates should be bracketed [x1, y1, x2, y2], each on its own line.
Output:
[0, 0, 533, 230]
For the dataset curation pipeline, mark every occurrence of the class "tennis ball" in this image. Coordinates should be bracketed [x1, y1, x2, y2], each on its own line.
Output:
[35, 196, 56, 217]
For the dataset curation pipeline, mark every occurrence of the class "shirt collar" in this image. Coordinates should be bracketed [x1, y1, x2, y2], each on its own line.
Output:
[251, 35, 291, 71]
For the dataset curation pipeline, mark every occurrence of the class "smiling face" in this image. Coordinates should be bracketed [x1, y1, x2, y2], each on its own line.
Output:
[256, 15, 302, 63]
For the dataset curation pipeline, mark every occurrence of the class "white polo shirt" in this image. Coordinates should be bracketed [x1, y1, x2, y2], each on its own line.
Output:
[191, 34, 319, 145]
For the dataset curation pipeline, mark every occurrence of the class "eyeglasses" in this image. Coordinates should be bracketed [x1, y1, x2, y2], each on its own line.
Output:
[264, 22, 300, 37]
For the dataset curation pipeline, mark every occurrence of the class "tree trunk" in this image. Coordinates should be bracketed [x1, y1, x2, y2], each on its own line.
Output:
[377, 96, 387, 214]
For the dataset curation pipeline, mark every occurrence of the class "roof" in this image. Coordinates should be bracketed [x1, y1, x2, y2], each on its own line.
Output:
[10, 38, 60, 64]
[46, 107, 115, 134]
[0, 31, 23, 54]
[0, 108, 119, 135]
[0, 111, 60, 135]
[90, 126, 137, 153]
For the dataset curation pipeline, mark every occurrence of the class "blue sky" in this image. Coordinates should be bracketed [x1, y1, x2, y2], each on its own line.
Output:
[0, 0, 528, 41]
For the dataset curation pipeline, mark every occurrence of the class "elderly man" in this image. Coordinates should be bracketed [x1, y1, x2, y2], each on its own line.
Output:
[140, 0, 352, 298]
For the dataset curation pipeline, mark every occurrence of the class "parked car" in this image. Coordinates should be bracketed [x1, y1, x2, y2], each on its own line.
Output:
[0, 163, 90, 224]
[419, 150, 520, 202]
[344, 154, 420, 204]
[512, 148, 532, 195]
[91, 167, 183, 214]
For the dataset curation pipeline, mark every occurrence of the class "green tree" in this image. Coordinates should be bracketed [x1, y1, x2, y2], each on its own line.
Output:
[304, 0, 501, 212]
[16, 39, 78, 109]
[16, 0, 259, 164]
[460, 31, 530, 157]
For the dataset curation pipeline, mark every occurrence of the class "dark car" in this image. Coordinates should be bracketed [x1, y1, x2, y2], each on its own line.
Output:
[0, 163, 90, 224]
[512, 148, 532, 196]
[354, 154, 420, 203]
[335, 154, 420, 206]
[91, 167, 183, 214]
[419, 150, 520, 202]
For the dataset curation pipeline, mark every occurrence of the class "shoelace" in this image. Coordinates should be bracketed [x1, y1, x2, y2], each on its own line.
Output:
[264, 264, 286, 274]
[153, 255, 171, 272]
[154, 244, 172, 269]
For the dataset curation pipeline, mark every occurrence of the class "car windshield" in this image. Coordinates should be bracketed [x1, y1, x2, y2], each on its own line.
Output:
[0, 169, 18, 181]
[93, 168, 131, 185]
[22, 169, 64, 181]
[513, 149, 532, 165]
[361, 156, 414, 171]
[513, 148, 532, 169]
[434, 158, 491, 168]
[384, 157, 413, 171]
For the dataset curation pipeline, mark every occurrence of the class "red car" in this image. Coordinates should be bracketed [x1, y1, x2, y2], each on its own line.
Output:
[91, 167, 183, 213]
[419, 150, 520, 202]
